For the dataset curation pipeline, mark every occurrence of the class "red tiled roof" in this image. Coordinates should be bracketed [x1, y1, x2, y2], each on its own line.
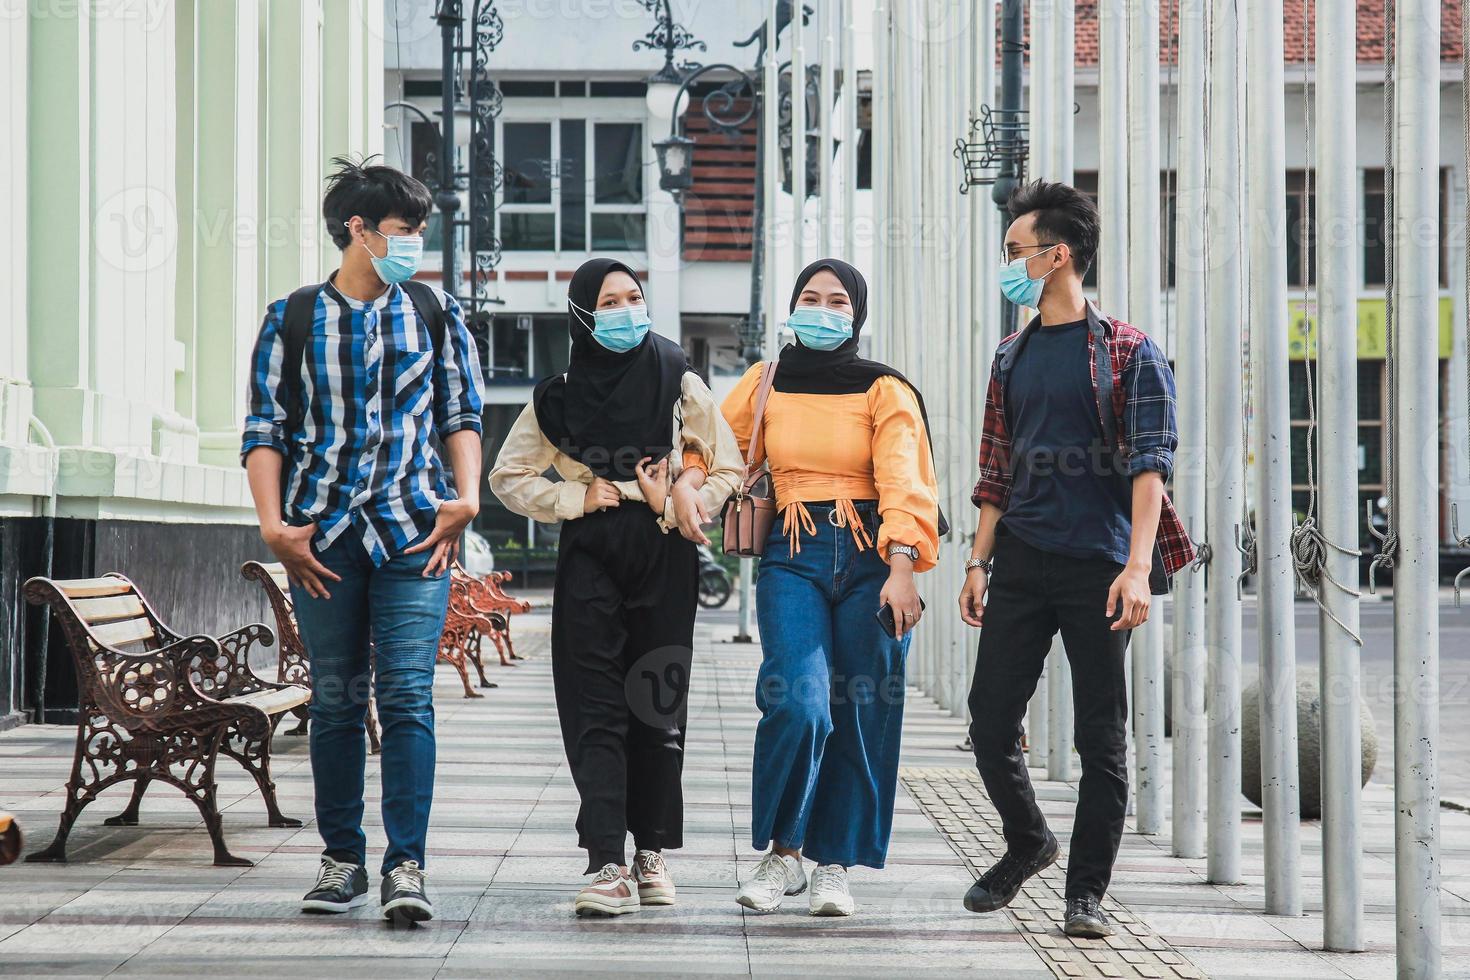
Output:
[1061, 1, 1462, 67]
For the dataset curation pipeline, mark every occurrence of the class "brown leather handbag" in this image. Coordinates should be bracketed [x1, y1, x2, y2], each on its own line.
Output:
[721, 361, 779, 557]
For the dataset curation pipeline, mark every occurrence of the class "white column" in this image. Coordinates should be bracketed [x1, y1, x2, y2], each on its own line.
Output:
[645, 81, 682, 342]
[1392, 1, 1442, 974]
[1170, 0, 1209, 861]
[1127, 0, 1166, 837]
[1204, 0, 1244, 886]
[1316, 0, 1363, 952]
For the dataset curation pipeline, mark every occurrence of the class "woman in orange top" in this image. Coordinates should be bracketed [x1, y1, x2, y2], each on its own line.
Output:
[721, 258, 940, 917]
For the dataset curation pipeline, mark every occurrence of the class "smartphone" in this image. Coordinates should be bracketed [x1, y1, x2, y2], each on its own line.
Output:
[876, 597, 927, 638]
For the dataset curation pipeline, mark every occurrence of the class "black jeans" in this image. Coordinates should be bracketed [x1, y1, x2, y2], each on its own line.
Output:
[968, 531, 1131, 901]
[551, 504, 698, 873]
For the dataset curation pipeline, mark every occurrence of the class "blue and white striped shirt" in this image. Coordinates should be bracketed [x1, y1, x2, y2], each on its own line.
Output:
[240, 278, 485, 565]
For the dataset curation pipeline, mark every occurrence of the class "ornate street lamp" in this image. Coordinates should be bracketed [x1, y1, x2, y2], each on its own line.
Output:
[635, 0, 709, 85]
[652, 133, 697, 193]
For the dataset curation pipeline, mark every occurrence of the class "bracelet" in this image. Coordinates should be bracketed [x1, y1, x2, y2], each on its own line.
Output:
[965, 556, 993, 575]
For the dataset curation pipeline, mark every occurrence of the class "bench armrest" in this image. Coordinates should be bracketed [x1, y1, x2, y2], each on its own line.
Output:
[190, 623, 281, 701]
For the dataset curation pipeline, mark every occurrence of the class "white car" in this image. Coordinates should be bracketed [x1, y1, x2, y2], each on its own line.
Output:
[461, 528, 496, 578]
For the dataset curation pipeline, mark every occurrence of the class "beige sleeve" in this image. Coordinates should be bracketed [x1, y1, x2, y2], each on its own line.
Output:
[678, 372, 747, 517]
[487, 402, 588, 523]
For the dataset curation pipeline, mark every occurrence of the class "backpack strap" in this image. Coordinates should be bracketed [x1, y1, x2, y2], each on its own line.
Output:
[280, 283, 326, 438]
[399, 279, 448, 355]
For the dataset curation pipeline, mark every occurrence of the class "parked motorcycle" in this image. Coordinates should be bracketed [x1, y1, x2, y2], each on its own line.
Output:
[697, 545, 733, 609]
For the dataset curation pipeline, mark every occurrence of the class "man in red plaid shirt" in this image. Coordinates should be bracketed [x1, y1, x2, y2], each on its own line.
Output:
[955, 180, 1194, 939]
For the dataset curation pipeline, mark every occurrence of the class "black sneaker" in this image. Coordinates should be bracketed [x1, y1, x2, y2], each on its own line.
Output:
[301, 856, 369, 913]
[963, 831, 1060, 913]
[1063, 895, 1115, 938]
[382, 860, 434, 923]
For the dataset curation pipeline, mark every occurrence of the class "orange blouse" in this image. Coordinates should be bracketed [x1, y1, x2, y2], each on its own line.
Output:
[720, 364, 940, 572]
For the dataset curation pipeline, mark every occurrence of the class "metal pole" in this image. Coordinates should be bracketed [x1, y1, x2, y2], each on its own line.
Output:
[1170, 0, 1209, 861]
[993, 0, 1024, 336]
[841, 0, 857, 263]
[1245, 0, 1302, 915]
[872, 1, 888, 352]
[1127, 0, 1165, 836]
[1316, 0, 1362, 951]
[1204, 0, 1244, 886]
[437, 3, 462, 302]
[818, 1, 834, 257]
[1097, 0, 1129, 796]
[763, 0, 782, 360]
[791, 15, 807, 281]
[1392, 0, 1441, 973]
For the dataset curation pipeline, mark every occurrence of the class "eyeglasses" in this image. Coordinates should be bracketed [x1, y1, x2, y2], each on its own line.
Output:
[1001, 243, 1058, 264]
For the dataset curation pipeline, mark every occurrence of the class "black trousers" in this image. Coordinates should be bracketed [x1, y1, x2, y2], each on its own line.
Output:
[551, 504, 698, 873]
[967, 532, 1132, 901]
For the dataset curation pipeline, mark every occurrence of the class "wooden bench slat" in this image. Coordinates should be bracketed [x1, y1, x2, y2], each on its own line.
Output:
[71, 594, 147, 624]
[54, 577, 134, 598]
[90, 616, 158, 648]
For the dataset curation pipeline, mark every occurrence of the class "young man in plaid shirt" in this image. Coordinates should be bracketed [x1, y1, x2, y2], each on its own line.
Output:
[956, 180, 1194, 938]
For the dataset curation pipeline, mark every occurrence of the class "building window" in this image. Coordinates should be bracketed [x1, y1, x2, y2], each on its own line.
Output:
[498, 118, 645, 253]
[482, 312, 571, 383]
[1363, 168, 1449, 288]
[1285, 170, 1317, 287]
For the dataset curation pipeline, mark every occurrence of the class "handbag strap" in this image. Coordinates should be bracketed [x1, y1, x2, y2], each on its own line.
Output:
[742, 361, 779, 490]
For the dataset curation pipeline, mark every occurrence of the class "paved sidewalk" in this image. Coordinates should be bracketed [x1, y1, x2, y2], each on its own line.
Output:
[2, 602, 1468, 978]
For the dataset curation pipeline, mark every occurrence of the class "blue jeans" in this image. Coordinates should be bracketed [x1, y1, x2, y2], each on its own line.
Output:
[752, 501, 910, 869]
[291, 532, 449, 874]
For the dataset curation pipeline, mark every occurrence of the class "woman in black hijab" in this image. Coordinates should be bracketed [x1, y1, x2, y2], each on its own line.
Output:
[489, 258, 744, 917]
[721, 259, 941, 917]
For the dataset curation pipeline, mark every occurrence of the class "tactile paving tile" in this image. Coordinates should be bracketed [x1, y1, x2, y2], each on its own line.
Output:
[900, 767, 1209, 980]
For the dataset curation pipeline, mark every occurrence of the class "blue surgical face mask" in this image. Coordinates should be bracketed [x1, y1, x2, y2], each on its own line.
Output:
[786, 305, 854, 351]
[998, 244, 1059, 309]
[572, 300, 652, 353]
[356, 224, 424, 284]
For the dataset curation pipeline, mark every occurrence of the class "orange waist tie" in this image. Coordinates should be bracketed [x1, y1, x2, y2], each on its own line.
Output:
[779, 499, 875, 557]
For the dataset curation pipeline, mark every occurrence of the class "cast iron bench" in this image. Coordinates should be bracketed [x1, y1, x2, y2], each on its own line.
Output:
[23, 573, 309, 866]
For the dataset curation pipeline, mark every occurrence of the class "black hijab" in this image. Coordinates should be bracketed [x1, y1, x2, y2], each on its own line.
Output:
[776, 258, 949, 535]
[532, 258, 688, 480]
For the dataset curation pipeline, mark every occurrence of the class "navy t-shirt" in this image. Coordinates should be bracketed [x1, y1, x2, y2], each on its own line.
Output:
[999, 320, 1133, 565]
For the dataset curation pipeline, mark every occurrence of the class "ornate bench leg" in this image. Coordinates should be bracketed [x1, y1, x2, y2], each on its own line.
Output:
[288, 706, 309, 736]
[26, 785, 91, 864]
[189, 732, 253, 867]
[103, 777, 150, 827]
[438, 635, 483, 700]
[29, 718, 121, 862]
[221, 722, 302, 829]
[466, 631, 497, 689]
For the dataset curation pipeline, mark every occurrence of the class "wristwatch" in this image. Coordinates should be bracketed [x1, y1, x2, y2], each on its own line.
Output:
[886, 543, 920, 563]
[965, 556, 994, 575]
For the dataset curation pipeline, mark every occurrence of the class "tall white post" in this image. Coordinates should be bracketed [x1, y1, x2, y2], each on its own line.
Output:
[1316, 0, 1362, 952]
[1127, 0, 1165, 837]
[1245, 0, 1302, 916]
[1204, 0, 1244, 885]
[1392, 1, 1441, 974]
[871, 2, 888, 356]
[818, 1, 834, 258]
[1025, 0, 1055, 773]
[1170, 0, 1209, 861]
[791, 16, 807, 282]
[841, 0, 858, 262]
[763, 0, 782, 360]
[1097, 0, 1130, 800]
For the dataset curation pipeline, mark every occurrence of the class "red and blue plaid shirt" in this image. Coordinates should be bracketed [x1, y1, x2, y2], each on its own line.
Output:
[971, 309, 1197, 578]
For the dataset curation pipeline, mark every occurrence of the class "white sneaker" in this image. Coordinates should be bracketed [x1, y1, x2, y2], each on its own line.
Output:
[736, 852, 807, 912]
[808, 864, 855, 916]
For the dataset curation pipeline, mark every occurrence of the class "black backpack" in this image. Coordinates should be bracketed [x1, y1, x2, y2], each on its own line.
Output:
[277, 279, 447, 439]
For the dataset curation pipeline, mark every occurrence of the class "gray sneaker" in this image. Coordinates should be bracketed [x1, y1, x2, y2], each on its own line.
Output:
[302, 856, 369, 913]
[381, 860, 433, 923]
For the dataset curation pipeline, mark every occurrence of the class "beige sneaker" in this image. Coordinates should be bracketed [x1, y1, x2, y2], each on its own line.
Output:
[574, 863, 641, 917]
[634, 850, 676, 906]
[736, 851, 807, 912]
